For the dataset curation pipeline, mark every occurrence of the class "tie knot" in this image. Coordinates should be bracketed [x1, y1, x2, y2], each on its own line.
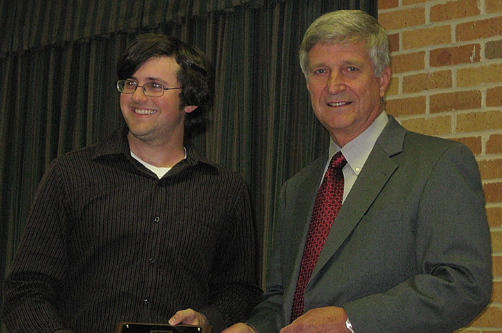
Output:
[330, 151, 347, 170]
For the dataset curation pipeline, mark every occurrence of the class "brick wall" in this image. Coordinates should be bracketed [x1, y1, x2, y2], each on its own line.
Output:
[378, 0, 502, 330]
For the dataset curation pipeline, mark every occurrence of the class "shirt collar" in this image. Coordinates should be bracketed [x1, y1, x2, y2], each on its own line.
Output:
[329, 111, 389, 175]
[91, 123, 218, 173]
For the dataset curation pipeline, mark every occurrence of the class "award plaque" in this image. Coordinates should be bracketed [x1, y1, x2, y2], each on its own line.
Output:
[116, 322, 212, 333]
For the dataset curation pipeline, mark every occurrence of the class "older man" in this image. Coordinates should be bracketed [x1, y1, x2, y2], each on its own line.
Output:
[224, 9, 492, 333]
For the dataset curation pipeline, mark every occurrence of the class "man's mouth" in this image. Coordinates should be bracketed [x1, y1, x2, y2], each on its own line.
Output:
[133, 108, 157, 115]
[327, 101, 351, 107]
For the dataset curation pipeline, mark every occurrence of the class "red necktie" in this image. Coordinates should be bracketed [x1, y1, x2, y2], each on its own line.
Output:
[290, 151, 347, 322]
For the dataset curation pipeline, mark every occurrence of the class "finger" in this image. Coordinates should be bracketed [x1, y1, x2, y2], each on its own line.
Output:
[169, 309, 192, 325]
[222, 323, 256, 333]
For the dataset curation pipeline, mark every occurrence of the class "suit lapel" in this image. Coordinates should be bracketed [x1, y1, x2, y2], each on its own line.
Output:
[311, 116, 406, 279]
[282, 154, 328, 284]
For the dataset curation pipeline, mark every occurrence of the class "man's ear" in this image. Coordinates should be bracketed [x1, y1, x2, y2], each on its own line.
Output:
[184, 105, 198, 113]
[378, 66, 391, 97]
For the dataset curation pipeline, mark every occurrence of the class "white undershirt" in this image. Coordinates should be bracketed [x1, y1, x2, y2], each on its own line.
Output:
[130, 148, 187, 179]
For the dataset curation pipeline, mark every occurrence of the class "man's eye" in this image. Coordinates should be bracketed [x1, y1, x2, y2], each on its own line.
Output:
[313, 68, 328, 75]
[125, 81, 137, 86]
[347, 66, 358, 72]
[148, 83, 164, 90]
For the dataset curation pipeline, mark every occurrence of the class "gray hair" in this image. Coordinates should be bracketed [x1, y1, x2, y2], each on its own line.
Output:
[299, 10, 390, 78]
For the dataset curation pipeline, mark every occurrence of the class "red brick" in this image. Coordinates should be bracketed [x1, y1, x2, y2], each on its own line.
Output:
[487, 134, 502, 154]
[486, 0, 502, 13]
[492, 230, 502, 252]
[386, 96, 426, 117]
[486, 39, 502, 59]
[379, 8, 425, 31]
[403, 71, 452, 93]
[430, 0, 480, 22]
[430, 44, 480, 67]
[379, 0, 399, 10]
[493, 255, 502, 277]
[430, 91, 481, 113]
[484, 182, 502, 203]
[487, 86, 502, 107]
[388, 33, 400, 53]
[478, 159, 502, 180]
[400, 116, 452, 136]
[387, 76, 399, 96]
[457, 16, 502, 41]
[486, 207, 502, 228]
[470, 306, 502, 327]
[403, 0, 429, 4]
[457, 110, 502, 132]
[493, 281, 502, 302]
[403, 26, 451, 49]
[457, 63, 502, 87]
[391, 52, 425, 73]
[450, 136, 482, 155]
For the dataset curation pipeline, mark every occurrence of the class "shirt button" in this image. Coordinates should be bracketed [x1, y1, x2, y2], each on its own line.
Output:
[154, 217, 160, 223]
[149, 258, 156, 264]
[143, 299, 149, 305]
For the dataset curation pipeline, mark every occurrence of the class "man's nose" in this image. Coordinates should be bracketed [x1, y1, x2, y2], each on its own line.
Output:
[326, 74, 346, 94]
[131, 86, 148, 102]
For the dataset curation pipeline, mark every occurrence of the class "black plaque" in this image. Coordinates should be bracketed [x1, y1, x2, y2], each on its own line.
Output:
[116, 322, 212, 333]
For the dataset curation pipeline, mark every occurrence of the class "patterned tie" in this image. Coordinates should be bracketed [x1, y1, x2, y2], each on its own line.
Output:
[290, 151, 347, 322]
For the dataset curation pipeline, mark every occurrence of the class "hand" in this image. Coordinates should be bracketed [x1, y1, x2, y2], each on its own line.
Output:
[280, 306, 351, 333]
[222, 323, 256, 333]
[168, 308, 208, 326]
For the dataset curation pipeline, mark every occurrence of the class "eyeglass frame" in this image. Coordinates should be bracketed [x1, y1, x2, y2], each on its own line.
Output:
[116, 79, 183, 97]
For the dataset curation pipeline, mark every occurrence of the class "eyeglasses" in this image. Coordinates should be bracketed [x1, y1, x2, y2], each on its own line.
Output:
[116, 80, 183, 97]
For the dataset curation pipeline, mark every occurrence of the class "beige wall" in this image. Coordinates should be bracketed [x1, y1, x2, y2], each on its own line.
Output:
[378, 0, 502, 330]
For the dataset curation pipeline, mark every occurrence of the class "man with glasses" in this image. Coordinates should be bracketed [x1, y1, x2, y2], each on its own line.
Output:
[1, 34, 261, 333]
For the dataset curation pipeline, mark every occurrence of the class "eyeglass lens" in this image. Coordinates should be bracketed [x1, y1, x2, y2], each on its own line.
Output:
[118, 80, 166, 97]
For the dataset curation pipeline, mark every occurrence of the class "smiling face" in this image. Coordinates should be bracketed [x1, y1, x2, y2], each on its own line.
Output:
[306, 41, 391, 147]
[120, 56, 197, 146]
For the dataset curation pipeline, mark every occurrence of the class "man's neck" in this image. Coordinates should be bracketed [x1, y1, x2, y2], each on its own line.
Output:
[127, 132, 185, 168]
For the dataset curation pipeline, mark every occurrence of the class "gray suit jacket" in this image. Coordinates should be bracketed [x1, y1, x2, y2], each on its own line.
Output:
[247, 116, 492, 333]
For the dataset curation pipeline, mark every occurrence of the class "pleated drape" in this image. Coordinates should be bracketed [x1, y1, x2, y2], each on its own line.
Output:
[0, 2, 377, 329]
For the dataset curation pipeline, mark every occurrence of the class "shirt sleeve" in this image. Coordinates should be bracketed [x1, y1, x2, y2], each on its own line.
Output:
[1, 159, 73, 332]
[198, 179, 262, 332]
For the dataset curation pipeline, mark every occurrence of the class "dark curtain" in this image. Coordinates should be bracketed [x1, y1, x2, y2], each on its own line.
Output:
[0, 1, 376, 329]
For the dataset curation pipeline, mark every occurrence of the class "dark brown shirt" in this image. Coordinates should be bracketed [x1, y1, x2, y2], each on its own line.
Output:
[1, 126, 262, 333]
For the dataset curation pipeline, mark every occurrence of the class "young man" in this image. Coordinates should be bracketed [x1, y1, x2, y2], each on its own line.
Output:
[1, 34, 261, 333]
[224, 10, 492, 333]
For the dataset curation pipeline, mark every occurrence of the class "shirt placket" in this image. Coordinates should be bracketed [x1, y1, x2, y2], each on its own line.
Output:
[139, 179, 165, 320]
